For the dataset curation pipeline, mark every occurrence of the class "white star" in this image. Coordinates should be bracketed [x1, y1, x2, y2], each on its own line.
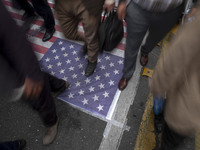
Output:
[69, 66, 74, 71]
[52, 49, 57, 53]
[45, 57, 50, 62]
[78, 89, 84, 95]
[100, 65, 106, 70]
[78, 63, 83, 69]
[98, 58, 102, 63]
[54, 55, 59, 60]
[105, 56, 110, 60]
[58, 41, 63, 45]
[62, 76, 68, 81]
[93, 95, 99, 101]
[69, 44, 74, 49]
[103, 91, 109, 98]
[50, 71, 55, 75]
[98, 83, 105, 89]
[63, 53, 68, 57]
[81, 71, 85, 76]
[85, 78, 91, 84]
[75, 81, 81, 87]
[84, 55, 88, 59]
[57, 62, 62, 66]
[66, 59, 71, 64]
[89, 86, 95, 92]
[75, 57, 80, 62]
[114, 69, 119, 75]
[47, 64, 53, 69]
[104, 72, 110, 78]
[61, 47, 66, 51]
[95, 75, 101, 81]
[108, 80, 114, 86]
[68, 93, 74, 98]
[82, 98, 88, 105]
[97, 105, 103, 111]
[118, 59, 123, 65]
[59, 69, 65, 74]
[72, 50, 77, 55]
[109, 62, 114, 67]
[72, 73, 78, 79]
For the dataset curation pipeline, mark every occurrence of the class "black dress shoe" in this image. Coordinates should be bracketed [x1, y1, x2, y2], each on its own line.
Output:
[52, 81, 70, 98]
[17, 139, 26, 150]
[85, 61, 97, 77]
[42, 27, 55, 42]
[118, 77, 130, 90]
[140, 53, 148, 66]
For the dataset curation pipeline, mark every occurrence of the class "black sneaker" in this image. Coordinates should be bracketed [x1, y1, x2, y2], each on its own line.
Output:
[85, 61, 97, 77]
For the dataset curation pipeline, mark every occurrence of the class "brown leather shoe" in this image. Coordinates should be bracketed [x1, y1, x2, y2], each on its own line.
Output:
[43, 118, 59, 145]
[140, 53, 148, 66]
[118, 77, 130, 91]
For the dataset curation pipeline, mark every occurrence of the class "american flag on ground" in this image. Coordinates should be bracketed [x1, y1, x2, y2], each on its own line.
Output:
[3, 0, 127, 119]
[40, 39, 123, 118]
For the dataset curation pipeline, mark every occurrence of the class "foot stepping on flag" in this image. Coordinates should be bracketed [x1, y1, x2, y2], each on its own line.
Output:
[40, 38, 124, 119]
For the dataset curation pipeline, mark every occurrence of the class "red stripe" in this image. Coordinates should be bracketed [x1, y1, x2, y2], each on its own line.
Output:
[32, 43, 48, 54]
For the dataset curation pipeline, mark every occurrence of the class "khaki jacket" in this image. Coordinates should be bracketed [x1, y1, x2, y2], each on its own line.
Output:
[150, 12, 200, 136]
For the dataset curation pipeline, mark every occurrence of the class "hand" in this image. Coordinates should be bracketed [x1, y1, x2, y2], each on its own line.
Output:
[117, 2, 126, 21]
[103, 3, 115, 12]
[24, 77, 43, 99]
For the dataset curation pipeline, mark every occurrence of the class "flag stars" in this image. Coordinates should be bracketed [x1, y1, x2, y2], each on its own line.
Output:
[66, 59, 71, 64]
[68, 93, 74, 99]
[69, 66, 74, 71]
[114, 69, 119, 75]
[57, 62, 62, 66]
[78, 89, 84, 95]
[84, 55, 88, 59]
[93, 95, 99, 101]
[59, 69, 65, 74]
[63, 53, 68, 57]
[72, 50, 77, 55]
[61, 47, 66, 51]
[82, 98, 88, 105]
[85, 78, 91, 84]
[103, 91, 109, 98]
[52, 49, 57, 53]
[105, 56, 110, 60]
[100, 65, 106, 70]
[58, 41, 63, 45]
[72, 73, 78, 79]
[109, 62, 114, 67]
[99, 83, 105, 89]
[95, 75, 101, 81]
[108, 80, 115, 86]
[54, 55, 59, 60]
[50, 71, 55, 76]
[75, 81, 81, 87]
[89, 86, 95, 92]
[78, 63, 83, 69]
[118, 59, 123, 65]
[98, 58, 102, 63]
[81, 71, 85, 76]
[69, 44, 74, 49]
[62, 76, 68, 81]
[47, 64, 53, 69]
[104, 72, 110, 78]
[75, 57, 80, 62]
[97, 105, 103, 111]
[45, 57, 50, 62]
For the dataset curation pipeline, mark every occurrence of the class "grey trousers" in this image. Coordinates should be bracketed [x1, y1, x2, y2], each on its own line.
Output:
[123, 1, 184, 79]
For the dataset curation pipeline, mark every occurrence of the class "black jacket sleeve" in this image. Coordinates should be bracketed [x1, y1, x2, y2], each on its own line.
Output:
[0, 1, 43, 82]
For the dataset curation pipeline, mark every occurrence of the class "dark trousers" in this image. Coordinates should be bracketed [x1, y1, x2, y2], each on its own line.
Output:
[16, 0, 55, 29]
[161, 123, 185, 150]
[123, 1, 184, 78]
[0, 141, 19, 150]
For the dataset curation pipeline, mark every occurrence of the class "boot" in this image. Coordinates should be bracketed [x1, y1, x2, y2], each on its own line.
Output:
[43, 118, 59, 145]
[85, 61, 97, 77]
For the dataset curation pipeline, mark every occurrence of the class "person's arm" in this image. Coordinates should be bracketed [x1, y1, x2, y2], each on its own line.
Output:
[0, 1, 43, 98]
